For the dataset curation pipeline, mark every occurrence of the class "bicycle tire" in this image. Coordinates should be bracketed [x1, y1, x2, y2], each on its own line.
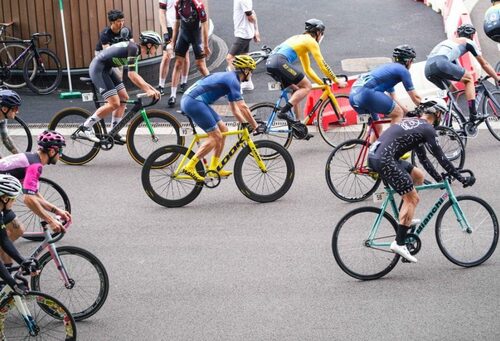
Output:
[0, 116, 33, 157]
[441, 108, 467, 147]
[332, 206, 400, 280]
[484, 90, 500, 141]
[23, 48, 62, 95]
[48, 107, 102, 165]
[435, 195, 499, 267]
[15, 177, 70, 242]
[127, 109, 185, 165]
[0, 43, 36, 88]
[317, 94, 367, 148]
[31, 245, 109, 321]
[495, 61, 500, 73]
[248, 102, 293, 156]
[325, 139, 381, 202]
[0, 290, 77, 340]
[142, 145, 204, 207]
[233, 140, 294, 203]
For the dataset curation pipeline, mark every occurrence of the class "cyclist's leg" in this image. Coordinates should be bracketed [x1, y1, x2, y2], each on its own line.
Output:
[192, 29, 209, 77]
[111, 72, 128, 131]
[170, 32, 190, 103]
[210, 120, 232, 176]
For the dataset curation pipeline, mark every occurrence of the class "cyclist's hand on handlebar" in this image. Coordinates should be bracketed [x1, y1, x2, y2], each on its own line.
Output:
[12, 282, 29, 295]
[147, 88, 161, 100]
[460, 175, 476, 188]
[21, 258, 40, 276]
[48, 217, 66, 233]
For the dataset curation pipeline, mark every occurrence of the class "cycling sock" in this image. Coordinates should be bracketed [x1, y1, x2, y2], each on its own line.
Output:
[171, 87, 177, 98]
[209, 156, 219, 170]
[185, 156, 200, 169]
[280, 102, 293, 114]
[111, 116, 122, 129]
[181, 75, 188, 84]
[83, 113, 100, 128]
[396, 224, 409, 245]
[159, 78, 166, 87]
[467, 99, 477, 117]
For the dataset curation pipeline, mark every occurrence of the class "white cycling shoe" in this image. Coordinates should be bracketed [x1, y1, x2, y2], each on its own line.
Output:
[390, 241, 418, 263]
[77, 126, 100, 143]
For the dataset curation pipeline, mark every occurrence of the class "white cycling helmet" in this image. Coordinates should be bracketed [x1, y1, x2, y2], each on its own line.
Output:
[421, 97, 448, 114]
[0, 174, 22, 198]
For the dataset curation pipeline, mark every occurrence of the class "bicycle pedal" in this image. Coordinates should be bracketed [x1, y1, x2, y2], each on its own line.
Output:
[304, 134, 314, 141]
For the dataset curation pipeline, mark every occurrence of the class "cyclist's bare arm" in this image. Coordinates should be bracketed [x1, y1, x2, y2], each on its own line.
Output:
[159, 7, 168, 35]
[475, 55, 500, 82]
[0, 120, 18, 155]
[128, 71, 160, 98]
[23, 193, 66, 231]
[230, 101, 258, 129]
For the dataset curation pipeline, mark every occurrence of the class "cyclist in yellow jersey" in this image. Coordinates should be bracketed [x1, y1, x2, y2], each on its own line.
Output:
[266, 19, 347, 122]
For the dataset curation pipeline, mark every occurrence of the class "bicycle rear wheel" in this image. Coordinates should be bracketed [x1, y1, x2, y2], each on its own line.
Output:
[325, 139, 381, 202]
[48, 107, 102, 165]
[332, 206, 400, 280]
[0, 116, 32, 156]
[317, 94, 367, 148]
[23, 48, 62, 95]
[484, 90, 500, 141]
[127, 109, 185, 165]
[435, 195, 499, 267]
[31, 245, 109, 321]
[0, 291, 77, 340]
[441, 108, 467, 147]
[141, 145, 204, 207]
[233, 140, 295, 203]
[0, 43, 36, 88]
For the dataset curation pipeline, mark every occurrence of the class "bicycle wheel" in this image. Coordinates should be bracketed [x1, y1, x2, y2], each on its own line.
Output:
[14, 177, 70, 242]
[127, 109, 185, 165]
[31, 245, 109, 321]
[495, 61, 500, 73]
[0, 43, 36, 88]
[441, 109, 467, 147]
[233, 140, 294, 203]
[332, 206, 400, 280]
[0, 291, 77, 340]
[0, 116, 33, 156]
[249, 102, 293, 153]
[48, 107, 102, 165]
[142, 145, 204, 207]
[325, 139, 381, 202]
[435, 195, 499, 267]
[23, 48, 62, 95]
[317, 94, 367, 148]
[484, 90, 500, 141]
[410, 125, 465, 172]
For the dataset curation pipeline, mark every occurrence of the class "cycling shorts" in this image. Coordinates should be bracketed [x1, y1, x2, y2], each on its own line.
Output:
[368, 157, 415, 196]
[229, 37, 252, 56]
[175, 27, 205, 60]
[349, 86, 395, 120]
[180, 95, 221, 132]
[266, 54, 304, 88]
[89, 59, 125, 99]
[424, 56, 465, 90]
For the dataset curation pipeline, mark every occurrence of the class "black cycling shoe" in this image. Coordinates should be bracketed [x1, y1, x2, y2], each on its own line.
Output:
[113, 133, 126, 145]
[158, 86, 165, 96]
[277, 111, 297, 123]
[179, 83, 188, 93]
[168, 96, 176, 108]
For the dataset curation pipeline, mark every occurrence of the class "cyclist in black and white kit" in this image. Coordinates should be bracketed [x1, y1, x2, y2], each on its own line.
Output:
[368, 98, 475, 262]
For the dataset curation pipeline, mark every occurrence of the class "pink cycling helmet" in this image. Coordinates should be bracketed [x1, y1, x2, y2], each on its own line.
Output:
[37, 130, 66, 149]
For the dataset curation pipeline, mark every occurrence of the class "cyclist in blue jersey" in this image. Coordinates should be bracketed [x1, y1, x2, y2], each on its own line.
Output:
[349, 45, 422, 142]
[180, 55, 266, 182]
[484, 0, 500, 43]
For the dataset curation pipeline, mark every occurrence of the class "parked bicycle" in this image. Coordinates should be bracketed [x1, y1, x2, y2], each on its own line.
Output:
[0, 268, 77, 340]
[142, 114, 295, 208]
[49, 77, 184, 165]
[332, 170, 498, 280]
[0, 116, 32, 156]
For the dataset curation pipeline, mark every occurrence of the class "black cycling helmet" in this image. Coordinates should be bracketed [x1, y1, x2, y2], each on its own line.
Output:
[139, 31, 162, 46]
[108, 9, 124, 22]
[0, 89, 21, 108]
[392, 44, 416, 63]
[457, 23, 476, 37]
[305, 19, 326, 34]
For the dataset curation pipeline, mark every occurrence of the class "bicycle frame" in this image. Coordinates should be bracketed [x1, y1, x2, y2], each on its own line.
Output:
[0, 38, 33, 71]
[0, 285, 38, 334]
[352, 118, 391, 175]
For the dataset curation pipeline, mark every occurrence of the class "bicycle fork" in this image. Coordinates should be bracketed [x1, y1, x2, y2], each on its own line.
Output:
[46, 243, 74, 289]
[139, 109, 159, 142]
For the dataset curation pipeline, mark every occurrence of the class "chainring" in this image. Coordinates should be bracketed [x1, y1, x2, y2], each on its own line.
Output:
[405, 233, 421, 255]
[291, 122, 309, 139]
[204, 170, 221, 188]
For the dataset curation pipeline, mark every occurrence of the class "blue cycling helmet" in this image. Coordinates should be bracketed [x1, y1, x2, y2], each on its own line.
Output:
[0, 89, 21, 108]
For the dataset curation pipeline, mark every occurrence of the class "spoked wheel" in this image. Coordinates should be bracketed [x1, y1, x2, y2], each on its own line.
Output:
[127, 109, 185, 165]
[325, 139, 381, 202]
[0, 116, 33, 156]
[31, 246, 110, 321]
[317, 94, 367, 148]
[14, 177, 70, 242]
[435, 195, 499, 267]
[332, 206, 400, 280]
[0, 291, 77, 339]
[484, 90, 500, 141]
[233, 140, 295, 203]
[0, 43, 36, 88]
[48, 107, 102, 165]
[23, 48, 62, 95]
[141, 145, 204, 207]
[441, 109, 467, 147]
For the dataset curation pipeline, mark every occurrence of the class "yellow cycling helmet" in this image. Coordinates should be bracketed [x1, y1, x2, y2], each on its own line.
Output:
[232, 55, 256, 70]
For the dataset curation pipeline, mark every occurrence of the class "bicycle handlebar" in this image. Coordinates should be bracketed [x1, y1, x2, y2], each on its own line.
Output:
[136, 93, 160, 108]
[40, 219, 70, 244]
[31, 32, 52, 45]
[261, 45, 272, 54]
[441, 169, 474, 182]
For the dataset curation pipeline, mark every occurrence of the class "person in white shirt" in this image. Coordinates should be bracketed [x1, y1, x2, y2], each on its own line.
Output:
[226, 0, 260, 91]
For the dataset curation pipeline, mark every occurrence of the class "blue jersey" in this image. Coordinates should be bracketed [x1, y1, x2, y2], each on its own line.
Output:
[353, 63, 415, 93]
[184, 71, 243, 104]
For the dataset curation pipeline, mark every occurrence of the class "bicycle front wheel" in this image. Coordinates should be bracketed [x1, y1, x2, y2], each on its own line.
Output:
[23, 48, 62, 95]
[0, 291, 77, 340]
[325, 139, 381, 202]
[142, 145, 204, 207]
[0, 116, 33, 156]
[317, 94, 367, 148]
[31, 245, 109, 321]
[484, 90, 500, 141]
[332, 206, 400, 280]
[0, 43, 36, 88]
[49, 107, 102, 165]
[435, 195, 499, 267]
[234, 140, 295, 203]
[127, 109, 185, 165]
[249, 102, 293, 153]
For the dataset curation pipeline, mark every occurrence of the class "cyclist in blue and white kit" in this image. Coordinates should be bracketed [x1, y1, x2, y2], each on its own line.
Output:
[180, 55, 265, 182]
[349, 45, 422, 142]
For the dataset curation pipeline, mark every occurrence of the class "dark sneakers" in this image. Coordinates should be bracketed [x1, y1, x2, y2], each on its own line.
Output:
[158, 86, 165, 96]
[179, 83, 188, 93]
[168, 96, 176, 108]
